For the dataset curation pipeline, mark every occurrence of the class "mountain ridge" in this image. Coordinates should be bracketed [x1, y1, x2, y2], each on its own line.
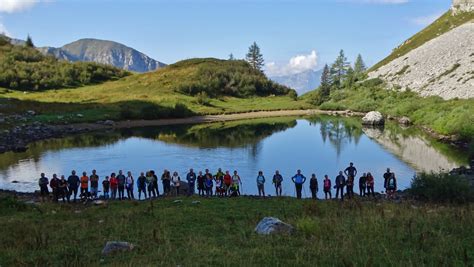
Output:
[270, 69, 323, 95]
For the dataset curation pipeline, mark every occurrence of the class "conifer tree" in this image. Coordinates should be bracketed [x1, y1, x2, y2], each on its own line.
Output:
[25, 35, 34, 47]
[330, 49, 349, 88]
[245, 42, 264, 71]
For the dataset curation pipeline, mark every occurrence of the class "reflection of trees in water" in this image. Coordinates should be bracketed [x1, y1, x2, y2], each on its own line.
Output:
[308, 116, 363, 157]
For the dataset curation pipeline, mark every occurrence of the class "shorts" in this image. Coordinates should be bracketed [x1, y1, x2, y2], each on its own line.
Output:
[40, 186, 49, 195]
[257, 184, 264, 190]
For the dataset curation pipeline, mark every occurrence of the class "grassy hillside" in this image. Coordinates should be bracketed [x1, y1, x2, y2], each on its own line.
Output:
[0, 196, 472, 266]
[370, 11, 474, 71]
[0, 58, 308, 123]
[0, 35, 129, 90]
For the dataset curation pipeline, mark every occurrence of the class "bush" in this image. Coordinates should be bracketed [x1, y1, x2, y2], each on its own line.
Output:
[287, 90, 298, 101]
[196, 91, 211, 105]
[119, 105, 137, 120]
[409, 172, 473, 203]
[173, 103, 195, 118]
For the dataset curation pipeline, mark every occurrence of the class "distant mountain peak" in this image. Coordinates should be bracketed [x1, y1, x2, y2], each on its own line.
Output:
[270, 68, 323, 95]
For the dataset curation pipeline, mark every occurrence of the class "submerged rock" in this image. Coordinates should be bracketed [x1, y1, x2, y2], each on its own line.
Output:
[102, 241, 134, 256]
[255, 217, 294, 235]
[398, 116, 412, 126]
[362, 111, 385, 126]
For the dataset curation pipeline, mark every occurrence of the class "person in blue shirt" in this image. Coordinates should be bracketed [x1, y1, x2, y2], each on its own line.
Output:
[256, 171, 266, 197]
[291, 170, 307, 199]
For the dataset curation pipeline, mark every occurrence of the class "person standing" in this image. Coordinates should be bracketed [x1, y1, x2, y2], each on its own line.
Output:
[146, 171, 155, 198]
[116, 170, 126, 200]
[171, 171, 181, 196]
[386, 173, 397, 199]
[309, 174, 318, 200]
[161, 170, 171, 196]
[344, 162, 358, 181]
[126, 171, 135, 200]
[335, 171, 346, 201]
[232, 170, 242, 196]
[323, 175, 332, 199]
[346, 174, 354, 199]
[151, 170, 159, 197]
[256, 171, 266, 197]
[110, 173, 118, 200]
[58, 175, 68, 202]
[223, 171, 232, 196]
[90, 170, 99, 199]
[38, 173, 49, 202]
[383, 168, 392, 193]
[102, 176, 110, 199]
[67, 170, 80, 202]
[197, 171, 205, 197]
[272, 170, 283, 197]
[80, 172, 89, 200]
[49, 174, 60, 202]
[292, 170, 307, 199]
[366, 172, 375, 197]
[359, 173, 367, 197]
[186, 168, 197, 196]
[137, 172, 147, 200]
[205, 172, 213, 197]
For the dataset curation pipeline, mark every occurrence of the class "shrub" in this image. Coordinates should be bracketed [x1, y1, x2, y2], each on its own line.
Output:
[196, 91, 211, 105]
[409, 172, 473, 203]
[287, 90, 298, 101]
[173, 103, 195, 118]
[296, 217, 320, 236]
[119, 105, 136, 120]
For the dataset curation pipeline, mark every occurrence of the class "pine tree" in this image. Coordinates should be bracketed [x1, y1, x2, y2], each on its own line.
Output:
[228, 53, 235, 60]
[245, 42, 264, 71]
[354, 54, 366, 79]
[25, 35, 34, 48]
[319, 64, 331, 99]
[330, 49, 349, 88]
[344, 66, 355, 88]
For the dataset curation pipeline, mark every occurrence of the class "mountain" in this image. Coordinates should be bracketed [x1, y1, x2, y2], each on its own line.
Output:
[38, 38, 166, 73]
[270, 69, 323, 95]
[368, 4, 474, 100]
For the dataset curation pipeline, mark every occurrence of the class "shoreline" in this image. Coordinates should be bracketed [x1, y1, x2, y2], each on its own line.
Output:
[0, 108, 468, 154]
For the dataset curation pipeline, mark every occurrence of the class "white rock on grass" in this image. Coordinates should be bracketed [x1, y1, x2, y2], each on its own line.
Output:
[362, 111, 385, 126]
[255, 217, 294, 235]
[102, 241, 134, 256]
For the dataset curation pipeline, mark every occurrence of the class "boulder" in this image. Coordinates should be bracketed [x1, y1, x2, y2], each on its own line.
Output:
[102, 241, 134, 256]
[255, 217, 294, 235]
[26, 110, 36, 116]
[103, 120, 115, 126]
[362, 111, 385, 126]
[94, 200, 107, 206]
[398, 116, 412, 125]
[76, 114, 84, 118]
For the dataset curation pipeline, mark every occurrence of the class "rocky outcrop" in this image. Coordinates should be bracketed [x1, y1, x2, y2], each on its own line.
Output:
[362, 111, 385, 126]
[255, 217, 294, 235]
[38, 38, 166, 73]
[452, 0, 474, 14]
[369, 22, 474, 100]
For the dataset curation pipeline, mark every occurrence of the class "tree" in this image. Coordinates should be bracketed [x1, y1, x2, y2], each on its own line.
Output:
[228, 53, 235, 60]
[245, 42, 264, 71]
[354, 54, 367, 80]
[330, 49, 349, 88]
[319, 64, 331, 99]
[344, 66, 355, 88]
[25, 35, 34, 48]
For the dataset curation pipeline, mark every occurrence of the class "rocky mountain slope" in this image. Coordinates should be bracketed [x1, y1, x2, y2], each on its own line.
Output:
[368, 6, 473, 100]
[270, 69, 323, 95]
[38, 38, 166, 72]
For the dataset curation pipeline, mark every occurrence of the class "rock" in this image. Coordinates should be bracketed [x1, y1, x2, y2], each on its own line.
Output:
[191, 201, 201, 205]
[362, 111, 385, 126]
[76, 114, 84, 118]
[173, 200, 183, 203]
[255, 217, 294, 235]
[101, 241, 134, 256]
[94, 200, 107, 206]
[74, 210, 82, 214]
[398, 116, 412, 125]
[103, 120, 115, 126]
[11, 180, 19, 183]
[26, 110, 36, 116]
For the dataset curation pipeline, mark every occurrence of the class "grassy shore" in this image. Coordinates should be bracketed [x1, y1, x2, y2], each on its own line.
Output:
[0, 196, 473, 266]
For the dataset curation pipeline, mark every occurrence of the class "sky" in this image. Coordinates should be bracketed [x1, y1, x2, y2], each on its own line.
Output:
[0, 0, 451, 76]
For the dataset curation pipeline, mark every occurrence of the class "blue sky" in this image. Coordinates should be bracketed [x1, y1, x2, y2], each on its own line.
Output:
[0, 0, 450, 76]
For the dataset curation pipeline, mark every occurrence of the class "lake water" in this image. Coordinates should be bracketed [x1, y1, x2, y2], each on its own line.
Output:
[0, 116, 468, 197]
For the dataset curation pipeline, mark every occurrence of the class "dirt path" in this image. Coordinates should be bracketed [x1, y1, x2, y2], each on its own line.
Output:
[63, 109, 365, 131]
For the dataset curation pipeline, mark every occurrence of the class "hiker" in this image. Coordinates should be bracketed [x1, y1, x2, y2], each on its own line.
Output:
[186, 168, 197, 196]
[309, 174, 318, 200]
[228, 183, 239, 198]
[171, 171, 181, 196]
[58, 175, 68, 202]
[344, 162, 358, 181]
[90, 169, 99, 199]
[383, 168, 392, 193]
[110, 173, 118, 200]
[323, 175, 332, 199]
[38, 173, 49, 202]
[359, 173, 367, 197]
[205, 172, 213, 197]
[161, 170, 171, 196]
[346, 174, 354, 199]
[126, 171, 135, 200]
[223, 171, 232, 196]
[386, 173, 397, 199]
[80, 172, 89, 201]
[197, 171, 205, 196]
[117, 170, 126, 200]
[335, 171, 346, 201]
[256, 171, 266, 197]
[366, 172, 375, 197]
[151, 170, 159, 197]
[102, 176, 110, 199]
[215, 177, 224, 197]
[67, 170, 80, 202]
[146, 171, 156, 198]
[292, 170, 306, 199]
[215, 168, 224, 183]
[49, 174, 60, 202]
[137, 172, 147, 200]
[272, 170, 283, 197]
[232, 170, 242, 196]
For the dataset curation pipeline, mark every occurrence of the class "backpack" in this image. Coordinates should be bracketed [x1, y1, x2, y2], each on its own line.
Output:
[323, 179, 330, 188]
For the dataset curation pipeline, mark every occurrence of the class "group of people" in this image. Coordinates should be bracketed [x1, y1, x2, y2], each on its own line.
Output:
[38, 162, 398, 203]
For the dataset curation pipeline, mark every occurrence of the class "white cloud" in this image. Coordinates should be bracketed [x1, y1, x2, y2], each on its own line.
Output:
[0, 21, 9, 36]
[0, 0, 39, 13]
[410, 12, 443, 26]
[266, 50, 318, 77]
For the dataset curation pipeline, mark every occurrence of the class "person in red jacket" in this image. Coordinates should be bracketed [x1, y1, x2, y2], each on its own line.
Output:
[223, 171, 232, 196]
[109, 173, 118, 200]
[323, 175, 332, 200]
